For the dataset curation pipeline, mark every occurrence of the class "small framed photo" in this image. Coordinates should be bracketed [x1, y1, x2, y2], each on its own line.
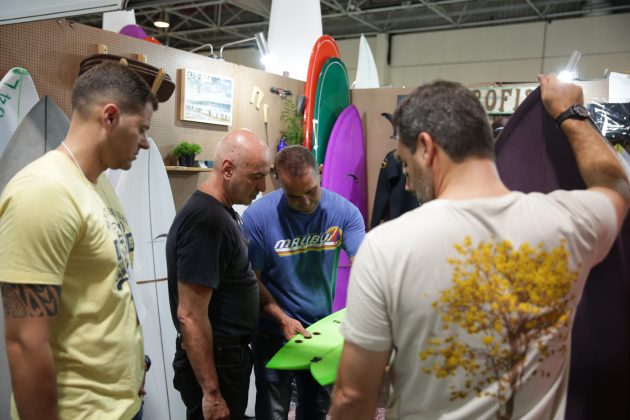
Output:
[179, 68, 233, 126]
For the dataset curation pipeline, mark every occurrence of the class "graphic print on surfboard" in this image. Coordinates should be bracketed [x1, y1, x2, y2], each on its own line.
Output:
[267, 308, 346, 371]
[322, 105, 367, 311]
[112, 137, 184, 419]
[353, 34, 380, 89]
[0, 96, 68, 193]
[312, 58, 350, 165]
[302, 35, 340, 150]
[0, 67, 39, 158]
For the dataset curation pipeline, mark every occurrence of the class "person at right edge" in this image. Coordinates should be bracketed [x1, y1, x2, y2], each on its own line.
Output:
[330, 74, 630, 419]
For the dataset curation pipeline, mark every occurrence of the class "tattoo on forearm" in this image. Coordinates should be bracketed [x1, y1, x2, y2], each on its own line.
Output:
[1, 284, 61, 318]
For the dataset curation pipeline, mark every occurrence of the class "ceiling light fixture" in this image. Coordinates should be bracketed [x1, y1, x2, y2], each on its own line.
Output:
[154, 8, 169, 28]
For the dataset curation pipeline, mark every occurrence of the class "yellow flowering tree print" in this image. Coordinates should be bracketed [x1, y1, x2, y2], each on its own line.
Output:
[420, 237, 579, 420]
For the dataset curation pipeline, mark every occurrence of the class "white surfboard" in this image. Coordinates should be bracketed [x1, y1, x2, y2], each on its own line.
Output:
[102, 9, 137, 33]
[111, 137, 184, 420]
[353, 34, 380, 89]
[0, 95, 69, 420]
[266, 0, 322, 81]
[0, 67, 39, 158]
[0, 96, 68, 194]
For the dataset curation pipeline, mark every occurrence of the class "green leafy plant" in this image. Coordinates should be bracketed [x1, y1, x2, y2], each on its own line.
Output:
[172, 141, 202, 158]
[280, 98, 304, 146]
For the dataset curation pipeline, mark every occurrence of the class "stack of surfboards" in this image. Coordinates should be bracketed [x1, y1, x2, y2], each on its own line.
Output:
[302, 35, 348, 163]
[301, 36, 368, 312]
[322, 105, 368, 312]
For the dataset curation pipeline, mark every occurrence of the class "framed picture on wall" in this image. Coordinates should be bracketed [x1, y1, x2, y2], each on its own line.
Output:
[179, 68, 233, 126]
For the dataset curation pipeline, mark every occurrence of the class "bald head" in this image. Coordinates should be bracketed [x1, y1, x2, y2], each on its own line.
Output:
[215, 129, 270, 168]
[211, 129, 271, 206]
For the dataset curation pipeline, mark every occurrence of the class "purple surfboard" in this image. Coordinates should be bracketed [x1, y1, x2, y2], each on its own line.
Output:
[321, 105, 367, 311]
[495, 87, 629, 418]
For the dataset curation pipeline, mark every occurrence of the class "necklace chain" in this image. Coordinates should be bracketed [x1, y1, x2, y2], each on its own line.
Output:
[60, 141, 85, 178]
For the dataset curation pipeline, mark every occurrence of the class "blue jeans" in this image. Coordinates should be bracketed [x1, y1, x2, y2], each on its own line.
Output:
[172, 336, 253, 420]
[252, 333, 331, 420]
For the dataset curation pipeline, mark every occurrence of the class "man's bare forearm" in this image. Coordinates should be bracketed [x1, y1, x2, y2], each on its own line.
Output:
[562, 119, 630, 200]
[539, 73, 630, 223]
[2, 283, 60, 420]
[256, 276, 310, 340]
[539, 74, 630, 199]
[258, 279, 287, 322]
[179, 316, 221, 396]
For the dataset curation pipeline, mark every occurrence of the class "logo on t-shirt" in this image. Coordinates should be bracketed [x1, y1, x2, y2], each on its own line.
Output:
[273, 226, 343, 257]
[103, 207, 134, 290]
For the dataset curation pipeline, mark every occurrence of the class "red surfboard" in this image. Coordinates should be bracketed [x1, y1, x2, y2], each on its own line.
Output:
[302, 35, 339, 150]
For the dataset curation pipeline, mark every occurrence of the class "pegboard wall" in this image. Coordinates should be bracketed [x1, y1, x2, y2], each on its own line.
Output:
[0, 19, 304, 210]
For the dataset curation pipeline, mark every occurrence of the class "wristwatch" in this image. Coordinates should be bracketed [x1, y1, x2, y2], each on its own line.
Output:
[555, 104, 590, 126]
[144, 354, 151, 372]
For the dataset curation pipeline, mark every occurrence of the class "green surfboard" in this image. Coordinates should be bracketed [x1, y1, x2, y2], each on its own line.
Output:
[266, 309, 346, 371]
[310, 343, 343, 386]
[312, 58, 350, 165]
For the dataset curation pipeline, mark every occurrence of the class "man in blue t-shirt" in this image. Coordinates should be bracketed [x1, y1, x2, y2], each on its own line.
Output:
[243, 145, 365, 420]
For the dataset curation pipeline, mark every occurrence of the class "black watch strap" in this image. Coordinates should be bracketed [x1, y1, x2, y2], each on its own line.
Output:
[555, 104, 589, 126]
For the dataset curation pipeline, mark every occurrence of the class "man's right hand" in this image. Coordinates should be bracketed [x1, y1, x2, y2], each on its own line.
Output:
[280, 315, 312, 341]
[538, 73, 584, 120]
[202, 392, 230, 420]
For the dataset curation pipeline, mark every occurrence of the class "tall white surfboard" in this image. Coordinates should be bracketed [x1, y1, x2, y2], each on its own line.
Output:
[353, 35, 380, 89]
[112, 138, 184, 419]
[266, 0, 322, 81]
[0, 67, 39, 158]
[102, 9, 136, 33]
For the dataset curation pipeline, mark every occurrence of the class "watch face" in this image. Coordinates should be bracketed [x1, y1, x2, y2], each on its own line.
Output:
[572, 104, 590, 118]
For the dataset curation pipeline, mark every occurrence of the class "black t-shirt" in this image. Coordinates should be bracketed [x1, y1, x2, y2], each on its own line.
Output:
[166, 190, 259, 338]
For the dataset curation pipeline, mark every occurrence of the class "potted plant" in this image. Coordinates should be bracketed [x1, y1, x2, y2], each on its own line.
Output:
[279, 98, 304, 149]
[172, 141, 202, 167]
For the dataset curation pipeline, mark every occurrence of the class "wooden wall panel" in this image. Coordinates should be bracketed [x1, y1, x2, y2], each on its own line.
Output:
[350, 87, 414, 227]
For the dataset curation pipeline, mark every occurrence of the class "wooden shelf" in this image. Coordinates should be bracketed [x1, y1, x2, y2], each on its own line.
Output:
[165, 166, 212, 173]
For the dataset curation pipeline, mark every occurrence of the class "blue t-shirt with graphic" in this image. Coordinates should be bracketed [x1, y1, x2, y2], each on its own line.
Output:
[243, 188, 365, 335]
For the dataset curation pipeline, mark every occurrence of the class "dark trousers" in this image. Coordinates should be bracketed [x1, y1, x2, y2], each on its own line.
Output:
[252, 333, 331, 420]
[173, 337, 253, 420]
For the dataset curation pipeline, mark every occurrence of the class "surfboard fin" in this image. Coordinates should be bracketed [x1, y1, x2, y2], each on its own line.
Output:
[296, 95, 306, 116]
